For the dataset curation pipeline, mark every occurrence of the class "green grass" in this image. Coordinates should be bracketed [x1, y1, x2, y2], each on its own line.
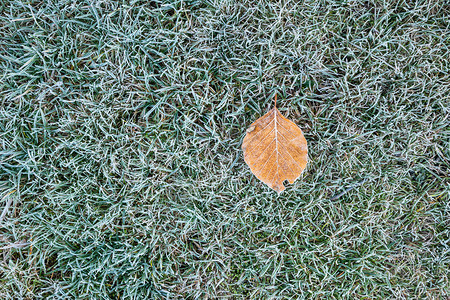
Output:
[0, 0, 449, 298]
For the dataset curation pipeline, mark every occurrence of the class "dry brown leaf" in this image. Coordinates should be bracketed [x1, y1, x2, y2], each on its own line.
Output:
[242, 98, 308, 194]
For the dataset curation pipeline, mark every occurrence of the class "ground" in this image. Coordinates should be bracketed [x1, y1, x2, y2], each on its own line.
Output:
[0, 0, 449, 299]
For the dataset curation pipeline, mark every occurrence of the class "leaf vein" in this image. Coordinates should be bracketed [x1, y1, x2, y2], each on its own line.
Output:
[249, 139, 275, 167]
[245, 128, 275, 155]
[243, 114, 275, 146]
[278, 139, 303, 170]
[254, 149, 276, 178]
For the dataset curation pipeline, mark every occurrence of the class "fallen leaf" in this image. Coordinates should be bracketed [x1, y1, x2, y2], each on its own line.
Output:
[242, 96, 308, 194]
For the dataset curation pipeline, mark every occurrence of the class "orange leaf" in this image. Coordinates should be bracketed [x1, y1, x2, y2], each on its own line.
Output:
[242, 101, 308, 194]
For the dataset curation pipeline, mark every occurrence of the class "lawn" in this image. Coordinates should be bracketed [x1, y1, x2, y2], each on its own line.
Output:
[0, 0, 449, 299]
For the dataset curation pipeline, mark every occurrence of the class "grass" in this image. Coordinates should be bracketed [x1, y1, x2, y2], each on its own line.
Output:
[0, 0, 449, 298]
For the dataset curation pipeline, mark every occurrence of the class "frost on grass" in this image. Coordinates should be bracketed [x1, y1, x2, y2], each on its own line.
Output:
[0, 0, 449, 299]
